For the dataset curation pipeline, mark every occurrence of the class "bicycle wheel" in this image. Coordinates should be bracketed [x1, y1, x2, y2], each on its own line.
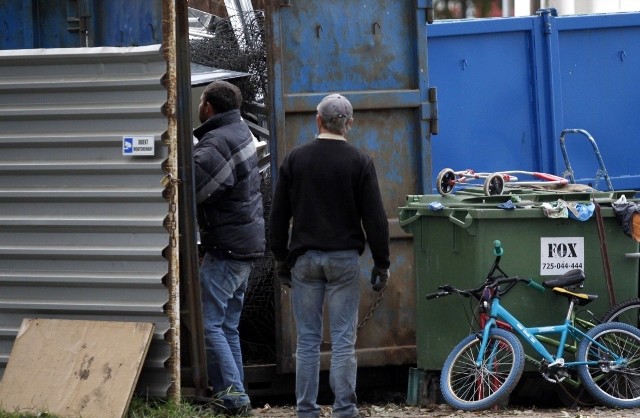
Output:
[577, 322, 640, 408]
[440, 328, 525, 411]
[601, 298, 640, 328]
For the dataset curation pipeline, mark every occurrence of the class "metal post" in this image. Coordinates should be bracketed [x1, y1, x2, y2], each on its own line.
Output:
[174, 0, 209, 399]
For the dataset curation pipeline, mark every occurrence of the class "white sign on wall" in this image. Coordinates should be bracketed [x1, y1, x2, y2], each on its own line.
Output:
[540, 237, 585, 275]
[122, 136, 155, 156]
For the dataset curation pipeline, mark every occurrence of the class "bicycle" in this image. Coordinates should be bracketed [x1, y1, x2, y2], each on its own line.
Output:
[426, 240, 640, 411]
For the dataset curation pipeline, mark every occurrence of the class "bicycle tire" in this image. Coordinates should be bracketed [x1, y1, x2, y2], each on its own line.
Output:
[440, 328, 525, 411]
[600, 297, 640, 328]
[553, 299, 640, 407]
[577, 322, 640, 408]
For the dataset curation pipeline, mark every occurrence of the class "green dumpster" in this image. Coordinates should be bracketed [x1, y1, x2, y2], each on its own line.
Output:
[399, 190, 639, 371]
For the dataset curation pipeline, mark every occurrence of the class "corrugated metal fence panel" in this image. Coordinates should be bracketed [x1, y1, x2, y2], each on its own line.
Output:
[427, 12, 640, 193]
[0, 45, 172, 396]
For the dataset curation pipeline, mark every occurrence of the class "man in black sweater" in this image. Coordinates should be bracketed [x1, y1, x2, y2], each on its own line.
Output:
[270, 93, 390, 418]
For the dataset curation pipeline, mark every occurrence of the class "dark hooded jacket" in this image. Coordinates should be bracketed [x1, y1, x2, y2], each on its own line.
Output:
[193, 109, 265, 259]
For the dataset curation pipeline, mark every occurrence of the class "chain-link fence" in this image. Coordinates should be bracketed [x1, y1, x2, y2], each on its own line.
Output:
[241, 166, 276, 364]
[189, 9, 267, 104]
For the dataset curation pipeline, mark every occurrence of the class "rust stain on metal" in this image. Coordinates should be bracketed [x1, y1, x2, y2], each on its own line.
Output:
[161, 0, 181, 403]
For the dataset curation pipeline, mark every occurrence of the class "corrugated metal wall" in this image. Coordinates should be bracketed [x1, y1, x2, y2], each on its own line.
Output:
[0, 45, 173, 396]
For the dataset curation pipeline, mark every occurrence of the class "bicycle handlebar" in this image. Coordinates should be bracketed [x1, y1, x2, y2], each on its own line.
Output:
[425, 290, 451, 300]
[526, 279, 545, 292]
[493, 240, 504, 257]
[425, 241, 545, 300]
[425, 277, 545, 300]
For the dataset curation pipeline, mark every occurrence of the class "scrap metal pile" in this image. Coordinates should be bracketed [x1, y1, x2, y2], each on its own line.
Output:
[188, 7, 267, 104]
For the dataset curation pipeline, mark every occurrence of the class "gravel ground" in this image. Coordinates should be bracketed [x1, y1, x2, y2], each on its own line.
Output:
[245, 369, 639, 417]
[251, 403, 640, 417]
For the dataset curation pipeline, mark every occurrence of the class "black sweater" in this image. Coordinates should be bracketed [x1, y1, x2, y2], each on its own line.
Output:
[270, 138, 390, 269]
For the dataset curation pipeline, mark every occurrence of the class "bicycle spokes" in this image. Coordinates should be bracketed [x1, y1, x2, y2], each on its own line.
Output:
[579, 323, 640, 407]
[442, 329, 524, 410]
[591, 333, 640, 394]
[452, 339, 513, 401]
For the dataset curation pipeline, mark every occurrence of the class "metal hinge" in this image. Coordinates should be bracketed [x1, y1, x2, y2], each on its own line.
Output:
[422, 87, 439, 135]
[536, 8, 558, 35]
[418, 0, 435, 24]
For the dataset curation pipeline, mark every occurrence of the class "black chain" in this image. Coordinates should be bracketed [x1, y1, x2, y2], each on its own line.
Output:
[321, 284, 387, 346]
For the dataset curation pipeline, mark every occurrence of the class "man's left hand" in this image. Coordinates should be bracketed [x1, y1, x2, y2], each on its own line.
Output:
[370, 267, 390, 291]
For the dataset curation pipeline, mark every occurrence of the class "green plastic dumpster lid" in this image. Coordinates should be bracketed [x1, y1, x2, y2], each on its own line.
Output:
[398, 189, 636, 232]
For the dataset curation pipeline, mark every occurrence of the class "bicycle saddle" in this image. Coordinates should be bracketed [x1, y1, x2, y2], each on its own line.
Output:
[542, 269, 585, 289]
[543, 269, 597, 306]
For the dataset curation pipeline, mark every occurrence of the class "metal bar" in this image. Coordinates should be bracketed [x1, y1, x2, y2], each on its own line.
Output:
[283, 90, 421, 112]
[175, 0, 208, 398]
[560, 129, 613, 191]
[163, 0, 181, 402]
[416, 0, 432, 194]
[537, 8, 563, 176]
[593, 199, 616, 307]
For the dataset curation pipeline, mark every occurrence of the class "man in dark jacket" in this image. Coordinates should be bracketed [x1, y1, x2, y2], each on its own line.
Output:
[194, 80, 265, 416]
[270, 93, 390, 418]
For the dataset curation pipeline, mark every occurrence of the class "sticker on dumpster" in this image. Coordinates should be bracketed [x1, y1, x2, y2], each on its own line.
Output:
[122, 136, 154, 156]
[540, 237, 584, 275]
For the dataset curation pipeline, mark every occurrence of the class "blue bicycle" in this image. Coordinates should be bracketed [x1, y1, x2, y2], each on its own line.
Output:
[426, 241, 640, 411]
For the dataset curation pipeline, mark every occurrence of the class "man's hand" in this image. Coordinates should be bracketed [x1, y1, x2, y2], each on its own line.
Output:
[370, 266, 390, 291]
[275, 261, 292, 288]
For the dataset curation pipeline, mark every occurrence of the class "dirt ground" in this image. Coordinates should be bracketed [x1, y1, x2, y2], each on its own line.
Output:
[245, 369, 639, 417]
[251, 403, 640, 417]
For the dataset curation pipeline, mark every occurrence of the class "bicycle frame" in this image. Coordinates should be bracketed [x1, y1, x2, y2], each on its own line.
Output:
[480, 309, 601, 391]
[480, 311, 587, 353]
[479, 296, 625, 369]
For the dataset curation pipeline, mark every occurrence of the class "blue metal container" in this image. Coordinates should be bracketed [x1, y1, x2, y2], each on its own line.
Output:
[0, 0, 162, 49]
[427, 10, 640, 192]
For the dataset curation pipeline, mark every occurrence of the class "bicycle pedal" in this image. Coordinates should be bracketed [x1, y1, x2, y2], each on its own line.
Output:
[542, 369, 569, 383]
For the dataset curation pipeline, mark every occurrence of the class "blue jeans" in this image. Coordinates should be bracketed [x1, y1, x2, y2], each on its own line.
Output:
[200, 251, 252, 409]
[291, 250, 360, 418]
